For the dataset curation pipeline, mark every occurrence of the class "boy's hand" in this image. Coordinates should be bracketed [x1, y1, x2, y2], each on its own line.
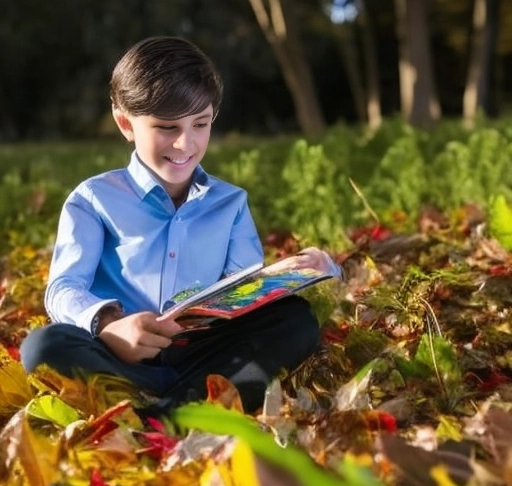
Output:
[269, 246, 341, 276]
[97, 311, 183, 363]
[294, 247, 335, 273]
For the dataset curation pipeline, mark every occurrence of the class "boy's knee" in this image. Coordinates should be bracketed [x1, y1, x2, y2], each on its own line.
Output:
[275, 296, 320, 358]
[284, 295, 319, 328]
[294, 310, 320, 358]
[20, 324, 89, 373]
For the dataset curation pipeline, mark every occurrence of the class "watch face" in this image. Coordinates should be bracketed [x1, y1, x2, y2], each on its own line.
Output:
[91, 315, 100, 336]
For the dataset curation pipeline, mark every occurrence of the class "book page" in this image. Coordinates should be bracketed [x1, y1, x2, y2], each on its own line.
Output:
[158, 262, 263, 321]
[175, 266, 331, 323]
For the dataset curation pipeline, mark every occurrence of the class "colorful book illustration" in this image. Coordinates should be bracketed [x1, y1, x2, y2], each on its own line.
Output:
[158, 255, 337, 332]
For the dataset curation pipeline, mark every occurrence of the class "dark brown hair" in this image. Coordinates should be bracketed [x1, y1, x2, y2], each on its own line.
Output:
[110, 36, 223, 120]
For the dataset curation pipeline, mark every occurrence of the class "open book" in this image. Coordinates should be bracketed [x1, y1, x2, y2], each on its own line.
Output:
[157, 254, 338, 334]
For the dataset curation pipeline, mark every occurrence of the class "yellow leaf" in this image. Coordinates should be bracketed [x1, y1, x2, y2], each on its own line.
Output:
[0, 358, 34, 416]
[197, 439, 261, 486]
[74, 443, 139, 474]
[28, 366, 143, 418]
[436, 415, 462, 442]
[159, 462, 206, 485]
[18, 413, 60, 486]
[344, 451, 375, 468]
[231, 440, 261, 486]
[430, 464, 458, 486]
[21, 246, 37, 260]
[26, 315, 50, 329]
[200, 461, 232, 486]
[28, 365, 92, 412]
[364, 255, 383, 286]
[86, 373, 146, 416]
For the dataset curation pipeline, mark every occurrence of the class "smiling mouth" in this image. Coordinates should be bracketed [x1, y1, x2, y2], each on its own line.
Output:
[164, 156, 192, 165]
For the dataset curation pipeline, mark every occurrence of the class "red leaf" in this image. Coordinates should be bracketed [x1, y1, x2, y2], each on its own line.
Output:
[81, 400, 132, 445]
[90, 468, 109, 486]
[85, 420, 119, 446]
[206, 374, 244, 412]
[349, 224, 392, 245]
[145, 417, 165, 433]
[135, 431, 179, 461]
[364, 410, 398, 433]
[321, 322, 350, 344]
[6, 346, 20, 361]
[263, 230, 300, 258]
[489, 264, 512, 276]
[477, 370, 510, 393]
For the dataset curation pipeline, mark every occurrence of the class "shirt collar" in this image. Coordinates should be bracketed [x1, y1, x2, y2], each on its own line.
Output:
[126, 151, 211, 201]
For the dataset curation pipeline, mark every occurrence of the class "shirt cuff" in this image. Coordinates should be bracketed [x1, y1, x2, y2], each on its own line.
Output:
[76, 299, 122, 334]
[322, 250, 344, 279]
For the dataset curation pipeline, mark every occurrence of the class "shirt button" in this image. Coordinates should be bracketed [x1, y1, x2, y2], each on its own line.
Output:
[169, 252, 176, 258]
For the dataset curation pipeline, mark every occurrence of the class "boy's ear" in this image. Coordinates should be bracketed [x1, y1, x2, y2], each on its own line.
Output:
[112, 107, 134, 142]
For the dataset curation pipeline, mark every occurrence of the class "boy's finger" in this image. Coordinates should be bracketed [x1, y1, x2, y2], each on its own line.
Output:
[141, 332, 173, 349]
[146, 318, 183, 337]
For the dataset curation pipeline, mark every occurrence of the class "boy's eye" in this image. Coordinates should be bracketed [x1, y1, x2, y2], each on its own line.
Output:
[156, 125, 176, 130]
[195, 123, 209, 128]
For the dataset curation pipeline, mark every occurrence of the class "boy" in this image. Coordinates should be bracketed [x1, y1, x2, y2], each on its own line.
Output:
[20, 36, 341, 414]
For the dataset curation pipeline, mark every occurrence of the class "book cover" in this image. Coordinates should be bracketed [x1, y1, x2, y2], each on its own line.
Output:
[158, 255, 336, 333]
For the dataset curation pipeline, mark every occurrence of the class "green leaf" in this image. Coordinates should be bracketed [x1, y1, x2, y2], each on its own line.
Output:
[26, 395, 81, 428]
[394, 355, 431, 380]
[414, 335, 461, 386]
[171, 402, 384, 486]
[488, 194, 512, 250]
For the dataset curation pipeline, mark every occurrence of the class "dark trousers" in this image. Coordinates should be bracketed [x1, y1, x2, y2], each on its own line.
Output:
[20, 296, 319, 413]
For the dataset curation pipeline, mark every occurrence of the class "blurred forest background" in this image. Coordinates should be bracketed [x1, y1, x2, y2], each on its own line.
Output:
[2, 0, 512, 141]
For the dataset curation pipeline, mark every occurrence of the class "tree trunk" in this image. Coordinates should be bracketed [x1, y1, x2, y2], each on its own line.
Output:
[394, 0, 441, 127]
[333, 24, 367, 124]
[359, 0, 382, 130]
[322, 0, 381, 128]
[463, 0, 499, 126]
[247, 0, 326, 136]
[484, 0, 499, 116]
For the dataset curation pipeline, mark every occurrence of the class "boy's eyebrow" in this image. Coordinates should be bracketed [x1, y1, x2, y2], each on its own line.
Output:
[194, 113, 213, 120]
[156, 112, 213, 123]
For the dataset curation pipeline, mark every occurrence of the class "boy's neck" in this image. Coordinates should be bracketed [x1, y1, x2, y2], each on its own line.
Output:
[165, 180, 191, 207]
[171, 191, 188, 208]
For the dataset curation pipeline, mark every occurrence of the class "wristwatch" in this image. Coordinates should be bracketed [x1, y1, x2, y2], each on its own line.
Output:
[91, 303, 123, 337]
[91, 313, 101, 337]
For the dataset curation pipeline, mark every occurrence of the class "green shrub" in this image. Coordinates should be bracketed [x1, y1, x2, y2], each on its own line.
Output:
[364, 134, 426, 227]
[279, 140, 349, 249]
[0, 173, 64, 249]
[3, 116, 512, 256]
[428, 129, 512, 209]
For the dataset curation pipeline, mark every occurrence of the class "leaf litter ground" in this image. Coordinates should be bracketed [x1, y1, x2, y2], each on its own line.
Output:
[1, 209, 512, 485]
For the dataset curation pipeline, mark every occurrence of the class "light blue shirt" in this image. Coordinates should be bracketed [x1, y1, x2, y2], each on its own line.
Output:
[45, 152, 264, 332]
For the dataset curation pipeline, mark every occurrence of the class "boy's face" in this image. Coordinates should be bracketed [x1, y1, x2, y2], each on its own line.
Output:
[113, 104, 213, 196]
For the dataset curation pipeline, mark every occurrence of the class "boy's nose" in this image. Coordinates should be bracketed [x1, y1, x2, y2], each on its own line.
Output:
[173, 131, 192, 151]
